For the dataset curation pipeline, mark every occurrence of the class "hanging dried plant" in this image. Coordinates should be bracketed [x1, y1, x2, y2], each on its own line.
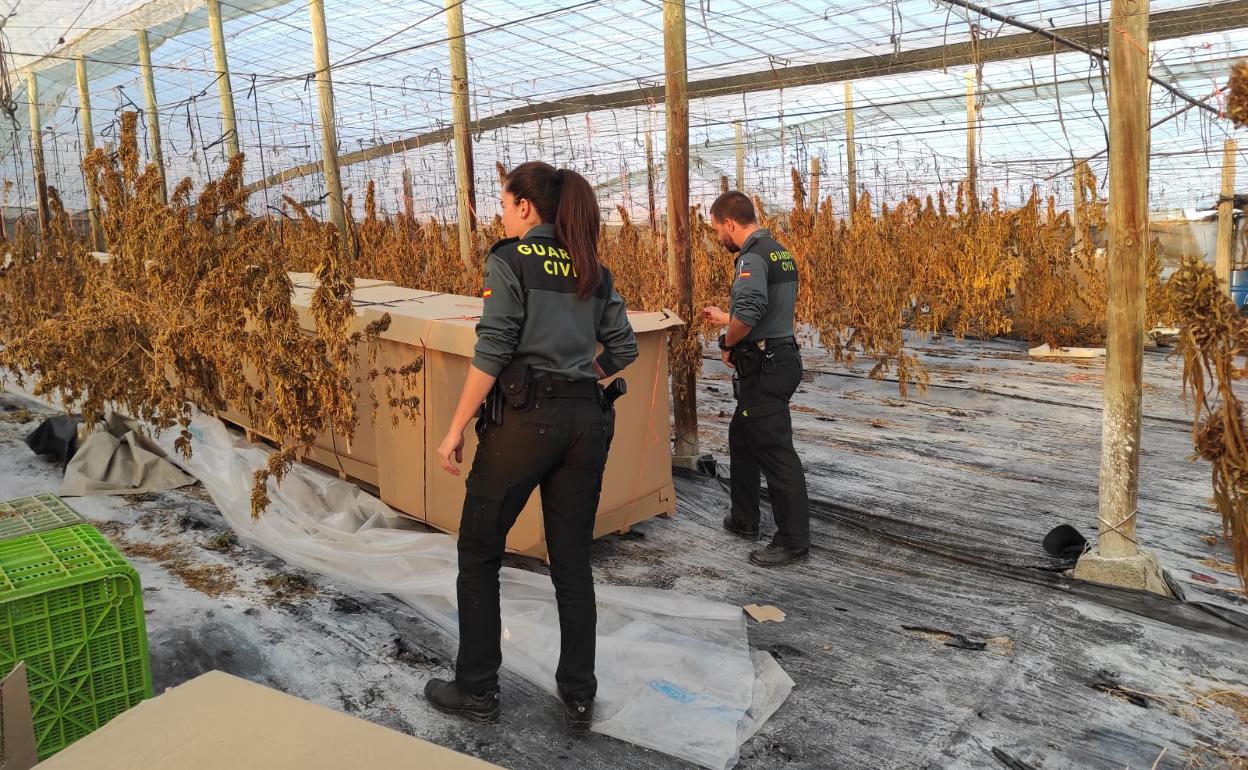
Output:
[1172, 256, 1248, 589]
[1228, 60, 1248, 129]
[0, 112, 413, 518]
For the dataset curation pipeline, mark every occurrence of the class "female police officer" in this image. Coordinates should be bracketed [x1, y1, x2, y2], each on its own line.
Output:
[425, 162, 638, 732]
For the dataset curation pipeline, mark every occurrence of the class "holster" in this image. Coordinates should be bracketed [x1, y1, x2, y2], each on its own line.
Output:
[476, 364, 533, 436]
[499, 364, 535, 410]
[731, 345, 764, 379]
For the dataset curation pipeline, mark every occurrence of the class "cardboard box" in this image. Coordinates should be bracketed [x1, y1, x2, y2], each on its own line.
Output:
[347, 292, 682, 560]
[33, 671, 501, 770]
[215, 277, 681, 560]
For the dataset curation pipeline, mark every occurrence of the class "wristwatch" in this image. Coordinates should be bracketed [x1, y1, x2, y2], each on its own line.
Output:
[717, 333, 732, 351]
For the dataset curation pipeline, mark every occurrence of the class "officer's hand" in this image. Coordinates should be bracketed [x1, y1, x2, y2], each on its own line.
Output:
[438, 430, 465, 476]
[721, 349, 734, 368]
[702, 306, 729, 326]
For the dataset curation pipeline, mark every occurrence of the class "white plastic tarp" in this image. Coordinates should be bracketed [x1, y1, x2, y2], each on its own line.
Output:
[150, 414, 793, 770]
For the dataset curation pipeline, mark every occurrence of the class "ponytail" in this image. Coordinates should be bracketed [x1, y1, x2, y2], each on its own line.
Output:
[553, 169, 602, 299]
[503, 162, 603, 299]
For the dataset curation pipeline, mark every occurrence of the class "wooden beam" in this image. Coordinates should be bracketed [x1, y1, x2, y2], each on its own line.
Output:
[206, 0, 239, 160]
[720, 175, 729, 194]
[1096, 0, 1150, 560]
[447, 0, 476, 269]
[309, 0, 347, 242]
[402, 167, 415, 222]
[75, 56, 104, 250]
[137, 29, 167, 204]
[965, 70, 978, 212]
[810, 156, 821, 226]
[645, 125, 657, 231]
[734, 121, 744, 191]
[242, 0, 1248, 197]
[27, 71, 49, 236]
[1216, 139, 1237, 287]
[1072, 159, 1089, 257]
[845, 81, 857, 217]
[665, 0, 697, 465]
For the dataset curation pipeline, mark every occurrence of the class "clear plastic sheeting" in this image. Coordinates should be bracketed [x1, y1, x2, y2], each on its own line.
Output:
[151, 414, 792, 770]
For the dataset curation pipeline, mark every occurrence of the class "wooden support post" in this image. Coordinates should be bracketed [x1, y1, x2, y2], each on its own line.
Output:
[27, 72, 49, 236]
[1095, 0, 1150, 561]
[810, 156, 821, 225]
[402, 167, 416, 222]
[1072, 159, 1089, 257]
[720, 175, 729, 194]
[76, 56, 104, 250]
[734, 121, 745, 191]
[665, 0, 698, 465]
[645, 126, 658, 231]
[1216, 139, 1237, 287]
[206, 0, 239, 160]
[965, 69, 978, 212]
[309, 0, 347, 241]
[844, 81, 857, 217]
[446, 0, 476, 268]
[136, 30, 168, 203]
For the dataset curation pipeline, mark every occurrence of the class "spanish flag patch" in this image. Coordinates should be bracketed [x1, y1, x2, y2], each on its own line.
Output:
[482, 288, 493, 298]
[738, 271, 751, 279]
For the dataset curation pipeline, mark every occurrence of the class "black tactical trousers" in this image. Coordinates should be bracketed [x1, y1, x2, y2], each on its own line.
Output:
[455, 395, 613, 702]
[728, 343, 811, 550]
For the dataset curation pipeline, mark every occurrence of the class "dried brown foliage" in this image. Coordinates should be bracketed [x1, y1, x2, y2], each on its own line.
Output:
[0, 112, 409, 517]
[1172, 256, 1248, 589]
[1228, 60, 1248, 129]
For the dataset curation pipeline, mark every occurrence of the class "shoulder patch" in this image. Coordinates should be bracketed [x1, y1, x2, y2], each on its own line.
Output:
[488, 237, 521, 256]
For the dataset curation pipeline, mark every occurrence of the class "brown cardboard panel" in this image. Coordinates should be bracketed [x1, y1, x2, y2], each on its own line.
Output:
[33, 671, 501, 770]
[292, 285, 434, 484]
[416, 350, 543, 558]
[307, 368, 380, 483]
[597, 333, 673, 521]
[374, 338, 428, 519]
[1, 663, 38, 770]
[592, 485, 676, 539]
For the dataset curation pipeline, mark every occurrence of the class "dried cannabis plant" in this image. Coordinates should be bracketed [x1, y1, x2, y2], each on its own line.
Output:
[1172, 256, 1248, 589]
[0, 112, 414, 517]
[1228, 60, 1248, 129]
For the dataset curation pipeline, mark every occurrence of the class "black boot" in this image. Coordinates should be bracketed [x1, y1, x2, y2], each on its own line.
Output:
[424, 678, 500, 724]
[561, 694, 594, 732]
[722, 515, 760, 539]
[749, 543, 809, 567]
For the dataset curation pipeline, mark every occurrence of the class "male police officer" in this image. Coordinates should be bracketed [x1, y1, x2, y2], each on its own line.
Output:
[702, 191, 810, 567]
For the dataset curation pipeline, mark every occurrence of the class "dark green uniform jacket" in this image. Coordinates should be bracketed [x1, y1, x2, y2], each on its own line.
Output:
[472, 223, 638, 381]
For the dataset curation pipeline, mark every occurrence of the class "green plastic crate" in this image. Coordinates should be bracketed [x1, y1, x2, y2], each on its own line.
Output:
[0, 524, 152, 760]
[0, 494, 86, 542]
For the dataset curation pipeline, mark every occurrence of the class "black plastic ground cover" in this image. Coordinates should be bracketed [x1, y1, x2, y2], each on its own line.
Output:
[654, 469, 1248, 769]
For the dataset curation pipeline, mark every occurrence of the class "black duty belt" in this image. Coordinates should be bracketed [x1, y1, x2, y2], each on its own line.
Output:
[741, 336, 797, 352]
[533, 376, 600, 400]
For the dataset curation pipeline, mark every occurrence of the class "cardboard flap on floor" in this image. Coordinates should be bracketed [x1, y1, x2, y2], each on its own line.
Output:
[744, 604, 786, 623]
[1, 663, 38, 770]
[33, 671, 501, 770]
